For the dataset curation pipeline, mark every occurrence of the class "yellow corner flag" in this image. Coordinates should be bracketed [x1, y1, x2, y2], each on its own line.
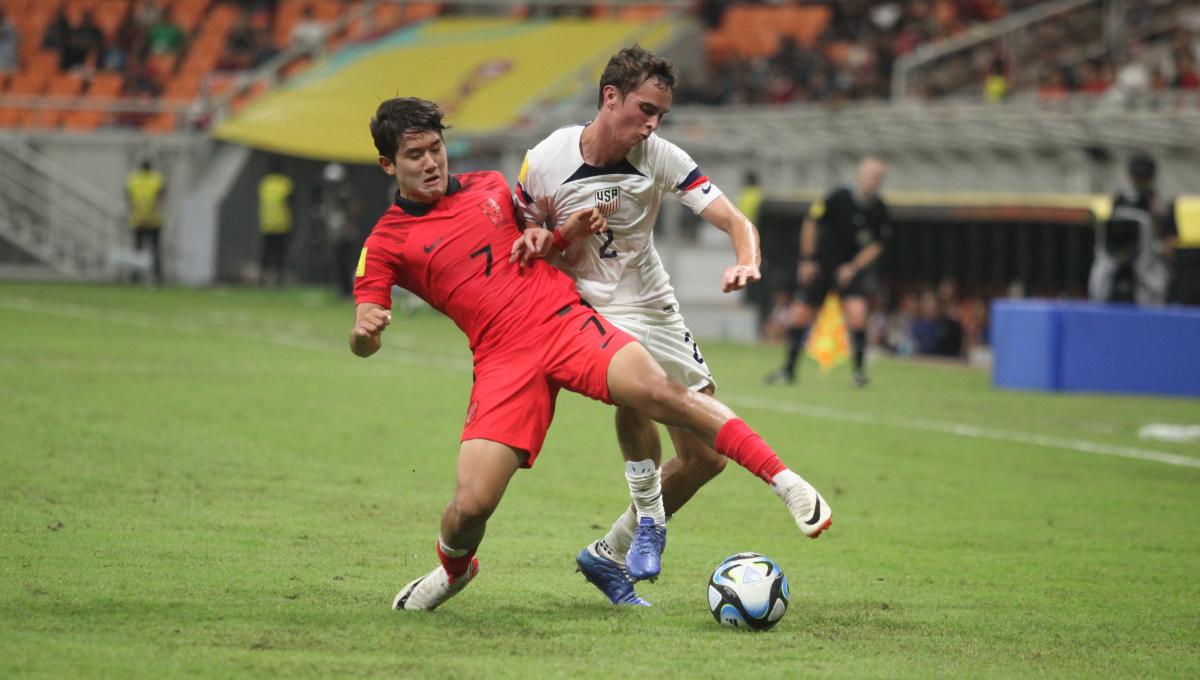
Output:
[805, 294, 850, 372]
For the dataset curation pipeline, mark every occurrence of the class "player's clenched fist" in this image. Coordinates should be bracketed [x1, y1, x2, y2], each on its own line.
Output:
[350, 305, 391, 358]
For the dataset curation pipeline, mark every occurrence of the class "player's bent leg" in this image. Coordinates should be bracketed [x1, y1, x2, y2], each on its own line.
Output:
[613, 406, 667, 581]
[606, 342, 731, 441]
[662, 431, 726, 514]
[394, 440, 523, 611]
[607, 343, 833, 539]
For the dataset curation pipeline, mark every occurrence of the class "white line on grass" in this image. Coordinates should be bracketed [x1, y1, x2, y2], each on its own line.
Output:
[4, 295, 1197, 469]
[722, 395, 1200, 470]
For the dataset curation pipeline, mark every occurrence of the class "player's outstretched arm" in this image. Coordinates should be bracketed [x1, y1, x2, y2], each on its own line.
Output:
[350, 302, 391, 358]
[700, 195, 761, 292]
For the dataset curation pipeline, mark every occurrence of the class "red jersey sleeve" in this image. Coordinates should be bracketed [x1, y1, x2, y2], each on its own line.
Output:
[353, 237, 399, 308]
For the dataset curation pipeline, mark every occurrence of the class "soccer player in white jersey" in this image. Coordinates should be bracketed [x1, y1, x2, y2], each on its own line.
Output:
[510, 46, 832, 606]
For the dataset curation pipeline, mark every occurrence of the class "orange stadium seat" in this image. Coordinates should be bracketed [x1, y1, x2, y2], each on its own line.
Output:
[368, 1, 403, 34]
[62, 72, 124, 130]
[0, 72, 47, 128]
[703, 31, 739, 66]
[401, 3, 439, 23]
[732, 6, 782, 58]
[23, 73, 83, 129]
[143, 76, 200, 134]
[313, 0, 341, 24]
[172, 0, 210, 34]
[94, 1, 131, 41]
[27, 50, 62, 77]
[618, 5, 667, 22]
[778, 6, 830, 48]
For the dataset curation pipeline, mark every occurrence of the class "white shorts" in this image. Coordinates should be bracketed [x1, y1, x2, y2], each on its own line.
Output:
[598, 304, 715, 392]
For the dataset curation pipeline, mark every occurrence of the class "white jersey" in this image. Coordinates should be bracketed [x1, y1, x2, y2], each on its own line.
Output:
[514, 124, 723, 310]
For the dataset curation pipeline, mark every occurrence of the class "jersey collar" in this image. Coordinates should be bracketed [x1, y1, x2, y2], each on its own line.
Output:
[394, 175, 462, 216]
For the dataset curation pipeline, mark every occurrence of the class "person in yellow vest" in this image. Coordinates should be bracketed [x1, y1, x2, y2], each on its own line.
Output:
[125, 159, 165, 285]
[258, 158, 295, 286]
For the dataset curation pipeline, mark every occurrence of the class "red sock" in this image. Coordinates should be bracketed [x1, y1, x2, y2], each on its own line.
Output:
[437, 540, 477, 580]
[715, 418, 787, 484]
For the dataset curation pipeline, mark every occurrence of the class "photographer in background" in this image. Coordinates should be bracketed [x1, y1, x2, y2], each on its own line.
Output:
[1089, 152, 1178, 306]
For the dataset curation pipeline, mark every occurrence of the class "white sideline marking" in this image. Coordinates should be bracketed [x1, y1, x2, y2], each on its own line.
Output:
[4, 295, 1197, 469]
[724, 395, 1200, 470]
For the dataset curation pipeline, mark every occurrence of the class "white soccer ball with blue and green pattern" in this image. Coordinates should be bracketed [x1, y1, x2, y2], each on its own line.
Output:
[707, 552, 789, 631]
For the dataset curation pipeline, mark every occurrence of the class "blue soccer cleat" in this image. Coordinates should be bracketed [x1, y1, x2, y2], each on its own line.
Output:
[575, 545, 650, 606]
[625, 517, 667, 582]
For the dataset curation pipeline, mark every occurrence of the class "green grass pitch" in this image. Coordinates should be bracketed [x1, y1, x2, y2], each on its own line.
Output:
[2, 283, 1198, 678]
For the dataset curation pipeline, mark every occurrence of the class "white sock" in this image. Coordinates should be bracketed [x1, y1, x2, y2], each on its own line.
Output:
[770, 469, 804, 498]
[625, 459, 666, 527]
[594, 506, 638, 564]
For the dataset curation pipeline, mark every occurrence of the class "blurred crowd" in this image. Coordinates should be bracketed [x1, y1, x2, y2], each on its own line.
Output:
[678, 0, 1026, 106]
[676, 0, 1200, 106]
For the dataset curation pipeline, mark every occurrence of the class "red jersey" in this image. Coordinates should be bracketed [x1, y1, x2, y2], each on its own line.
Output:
[355, 171, 583, 353]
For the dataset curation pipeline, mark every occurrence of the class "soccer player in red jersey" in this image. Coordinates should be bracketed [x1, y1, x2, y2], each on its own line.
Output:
[353, 98, 832, 611]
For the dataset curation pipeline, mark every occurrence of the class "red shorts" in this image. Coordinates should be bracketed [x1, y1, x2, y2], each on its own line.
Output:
[461, 302, 635, 467]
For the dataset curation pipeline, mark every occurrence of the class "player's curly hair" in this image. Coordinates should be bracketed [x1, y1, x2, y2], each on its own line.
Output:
[370, 97, 448, 160]
[597, 45, 676, 109]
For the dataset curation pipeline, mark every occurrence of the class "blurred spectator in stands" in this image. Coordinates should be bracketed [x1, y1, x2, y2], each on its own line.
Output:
[1036, 68, 1069, 103]
[698, 0, 727, 30]
[1112, 44, 1152, 102]
[983, 54, 1008, 102]
[1173, 50, 1200, 89]
[1089, 151, 1177, 306]
[104, 12, 147, 73]
[61, 10, 106, 73]
[134, 0, 162, 28]
[0, 10, 18, 74]
[316, 162, 362, 299]
[250, 25, 279, 68]
[258, 158, 295, 287]
[41, 8, 71, 54]
[737, 172, 763, 228]
[119, 54, 161, 126]
[912, 287, 963, 357]
[147, 8, 186, 56]
[1079, 59, 1113, 95]
[223, 16, 256, 70]
[290, 6, 326, 51]
[125, 159, 166, 286]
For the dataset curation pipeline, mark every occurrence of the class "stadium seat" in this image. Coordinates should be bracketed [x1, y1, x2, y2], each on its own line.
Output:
[62, 72, 123, 130]
[93, 1, 131, 41]
[27, 50, 62, 78]
[0, 72, 47, 128]
[24, 73, 83, 129]
[778, 6, 830, 48]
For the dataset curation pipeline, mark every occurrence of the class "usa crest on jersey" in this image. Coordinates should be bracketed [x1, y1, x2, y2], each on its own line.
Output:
[595, 187, 620, 217]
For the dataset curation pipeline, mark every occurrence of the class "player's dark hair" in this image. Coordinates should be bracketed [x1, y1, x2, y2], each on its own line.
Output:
[597, 45, 676, 109]
[1127, 151, 1156, 182]
[370, 97, 447, 160]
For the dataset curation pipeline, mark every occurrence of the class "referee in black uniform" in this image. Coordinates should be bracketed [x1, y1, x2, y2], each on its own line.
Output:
[767, 157, 890, 387]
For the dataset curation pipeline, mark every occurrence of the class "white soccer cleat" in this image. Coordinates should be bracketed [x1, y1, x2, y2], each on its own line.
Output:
[778, 479, 833, 538]
[392, 558, 479, 611]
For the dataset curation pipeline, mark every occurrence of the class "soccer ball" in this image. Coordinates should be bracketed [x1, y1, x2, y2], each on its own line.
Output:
[707, 552, 789, 631]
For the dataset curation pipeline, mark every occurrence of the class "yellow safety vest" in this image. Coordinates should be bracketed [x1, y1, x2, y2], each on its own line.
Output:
[126, 170, 164, 229]
[259, 174, 294, 234]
